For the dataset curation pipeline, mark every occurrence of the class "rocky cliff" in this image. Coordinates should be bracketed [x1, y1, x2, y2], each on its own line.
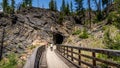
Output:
[0, 7, 75, 65]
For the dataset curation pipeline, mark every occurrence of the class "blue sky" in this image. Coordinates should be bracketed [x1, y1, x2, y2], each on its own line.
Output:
[0, 0, 94, 11]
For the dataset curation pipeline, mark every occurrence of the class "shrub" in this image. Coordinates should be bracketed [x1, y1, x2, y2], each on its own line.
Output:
[29, 45, 36, 50]
[107, 12, 120, 29]
[97, 29, 120, 67]
[0, 53, 18, 68]
[103, 29, 120, 50]
[72, 29, 81, 35]
[58, 12, 64, 24]
[79, 28, 89, 39]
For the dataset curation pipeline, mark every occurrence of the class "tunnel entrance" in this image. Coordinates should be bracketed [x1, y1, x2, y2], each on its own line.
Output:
[53, 33, 64, 44]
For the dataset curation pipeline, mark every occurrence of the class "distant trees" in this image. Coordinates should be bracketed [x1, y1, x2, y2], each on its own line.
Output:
[60, 0, 65, 12]
[2, 0, 8, 13]
[11, 0, 15, 13]
[22, 0, 32, 7]
[49, 0, 57, 11]
[60, 0, 70, 15]
[64, 2, 70, 15]
[0, 3, 2, 10]
[114, 0, 120, 10]
[74, 0, 84, 14]
[87, 0, 92, 28]
[70, 1, 73, 13]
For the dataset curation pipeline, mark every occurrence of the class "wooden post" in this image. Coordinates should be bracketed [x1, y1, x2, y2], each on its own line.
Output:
[0, 28, 5, 61]
[60, 46, 62, 54]
[78, 49, 81, 65]
[71, 48, 73, 61]
[92, 52, 96, 67]
[67, 46, 68, 58]
[64, 46, 65, 56]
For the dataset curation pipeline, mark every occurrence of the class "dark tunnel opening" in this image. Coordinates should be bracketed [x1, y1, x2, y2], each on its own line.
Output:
[53, 33, 64, 44]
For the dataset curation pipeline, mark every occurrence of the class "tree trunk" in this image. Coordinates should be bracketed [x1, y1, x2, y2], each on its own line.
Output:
[0, 28, 5, 61]
[88, 0, 91, 28]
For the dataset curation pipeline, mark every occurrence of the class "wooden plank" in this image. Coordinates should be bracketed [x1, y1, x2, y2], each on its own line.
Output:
[46, 46, 69, 68]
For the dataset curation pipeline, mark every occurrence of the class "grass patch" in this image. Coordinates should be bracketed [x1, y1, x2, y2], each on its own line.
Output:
[0, 53, 18, 68]
[79, 28, 89, 39]
[72, 29, 81, 35]
[28, 45, 36, 50]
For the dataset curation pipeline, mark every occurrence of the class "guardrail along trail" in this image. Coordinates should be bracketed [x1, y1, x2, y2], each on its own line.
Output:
[56, 45, 120, 68]
[24, 45, 120, 68]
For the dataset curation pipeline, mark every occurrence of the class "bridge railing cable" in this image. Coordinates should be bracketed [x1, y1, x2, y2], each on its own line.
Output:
[56, 45, 120, 68]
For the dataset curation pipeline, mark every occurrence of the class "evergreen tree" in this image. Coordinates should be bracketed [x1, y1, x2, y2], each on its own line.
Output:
[49, 0, 57, 11]
[60, 0, 65, 12]
[54, 1, 57, 11]
[29, 0, 32, 7]
[23, 0, 32, 7]
[70, 1, 73, 13]
[11, 0, 15, 13]
[114, 0, 120, 10]
[64, 2, 70, 15]
[75, 0, 84, 14]
[2, 0, 8, 12]
[88, 0, 91, 28]
[49, 0, 54, 11]
[0, 2, 2, 10]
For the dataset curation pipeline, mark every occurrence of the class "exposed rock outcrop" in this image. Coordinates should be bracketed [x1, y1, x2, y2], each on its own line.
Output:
[0, 7, 75, 59]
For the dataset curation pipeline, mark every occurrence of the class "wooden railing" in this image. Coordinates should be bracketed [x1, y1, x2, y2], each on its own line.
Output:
[34, 45, 45, 68]
[56, 45, 120, 68]
[24, 45, 45, 68]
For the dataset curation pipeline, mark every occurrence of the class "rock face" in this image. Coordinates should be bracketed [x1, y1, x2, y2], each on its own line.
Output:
[0, 7, 75, 55]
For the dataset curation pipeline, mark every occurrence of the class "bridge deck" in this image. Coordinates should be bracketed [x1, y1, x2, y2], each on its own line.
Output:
[46, 46, 69, 68]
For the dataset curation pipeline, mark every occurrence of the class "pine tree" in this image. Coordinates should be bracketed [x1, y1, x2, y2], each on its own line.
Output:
[29, 0, 32, 7]
[0, 2, 2, 10]
[49, 0, 57, 11]
[64, 3, 70, 15]
[70, 1, 73, 13]
[11, 0, 15, 13]
[23, 0, 32, 7]
[75, 0, 84, 14]
[88, 0, 91, 28]
[60, 0, 65, 12]
[2, 0, 8, 12]
[54, 1, 57, 11]
[49, 0, 54, 11]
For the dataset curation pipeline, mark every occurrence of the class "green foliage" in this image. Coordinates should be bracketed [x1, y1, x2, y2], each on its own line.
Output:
[11, 0, 15, 13]
[28, 45, 36, 49]
[104, 30, 120, 50]
[107, 11, 120, 29]
[72, 29, 81, 35]
[60, 0, 70, 15]
[23, 0, 32, 7]
[0, 53, 18, 68]
[2, 0, 8, 13]
[0, 2, 2, 10]
[54, 1, 57, 11]
[64, 3, 70, 15]
[70, 1, 73, 13]
[58, 12, 64, 24]
[21, 2, 27, 8]
[79, 28, 89, 39]
[60, 0, 65, 12]
[98, 28, 120, 66]
[49, 0, 57, 11]
[75, 0, 84, 14]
